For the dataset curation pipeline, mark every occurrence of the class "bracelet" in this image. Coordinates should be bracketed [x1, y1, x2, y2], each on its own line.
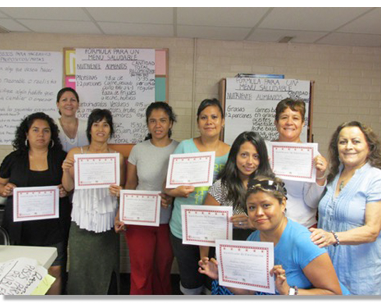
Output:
[331, 230, 340, 246]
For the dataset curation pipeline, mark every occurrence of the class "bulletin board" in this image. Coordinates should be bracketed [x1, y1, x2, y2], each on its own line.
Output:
[0, 50, 63, 145]
[219, 77, 314, 145]
[63, 48, 169, 157]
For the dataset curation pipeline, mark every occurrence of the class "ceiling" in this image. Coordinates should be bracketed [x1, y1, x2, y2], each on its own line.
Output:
[0, 7, 381, 47]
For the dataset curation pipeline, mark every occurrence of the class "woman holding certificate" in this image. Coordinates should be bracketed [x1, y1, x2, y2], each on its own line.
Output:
[165, 98, 230, 295]
[114, 102, 178, 295]
[202, 131, 274, 243]
[310, 121, 381, 295]
[199, 176, 349, 295]
[271, 98, 328, 228]
[56, 87, 89, 152]
[0, 112, 71, 295]
[62, 109, 125, 295]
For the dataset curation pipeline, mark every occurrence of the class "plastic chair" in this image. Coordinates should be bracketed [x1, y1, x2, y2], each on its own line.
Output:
[0, 226, 10, 245]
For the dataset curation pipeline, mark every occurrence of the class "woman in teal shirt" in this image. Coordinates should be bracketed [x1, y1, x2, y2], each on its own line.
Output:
[165, 98, 230, 295]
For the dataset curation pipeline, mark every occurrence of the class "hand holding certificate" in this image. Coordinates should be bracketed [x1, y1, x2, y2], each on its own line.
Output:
[181, 205, 233, 246]
[74, 153, 120, 189]
[270, 142, 318, 182]
[13, 186, 59, 222]
[120, 190, 161, 227]
[166, 152, 215, 188]
[216, 240, 275, 294]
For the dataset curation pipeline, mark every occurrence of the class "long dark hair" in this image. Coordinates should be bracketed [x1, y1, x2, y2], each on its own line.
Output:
[327, 121, 381, 183]
[218, 131, 274, 211]
[86, 109, 115, 142]
[12, 112, 62, 152]
[144, 102, 177, 140]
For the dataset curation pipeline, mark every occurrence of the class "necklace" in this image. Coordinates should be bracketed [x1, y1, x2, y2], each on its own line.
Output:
[339, 180, 345, 192]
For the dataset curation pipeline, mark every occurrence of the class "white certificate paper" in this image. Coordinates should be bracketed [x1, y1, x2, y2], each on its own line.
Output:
[166, 152, 215, 188]
[216, 240, 275, 294]
[13, 186, 59, 222]
[120, 190, 161, 227]
[74, 153, 120, 189]
[181, 205, 233, 246]
[270, 142, 318, 182]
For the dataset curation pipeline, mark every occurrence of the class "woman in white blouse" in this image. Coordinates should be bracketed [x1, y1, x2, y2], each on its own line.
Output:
[56, 87, 89, 152]
[270, 98, 328, 228]
[62, 109, 125, 295]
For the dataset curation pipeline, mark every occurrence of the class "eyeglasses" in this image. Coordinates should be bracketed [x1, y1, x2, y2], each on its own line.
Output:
[248, 179, 287, 198]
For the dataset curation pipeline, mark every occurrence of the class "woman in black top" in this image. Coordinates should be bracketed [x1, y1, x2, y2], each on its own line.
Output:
[0, 112, 70, 295]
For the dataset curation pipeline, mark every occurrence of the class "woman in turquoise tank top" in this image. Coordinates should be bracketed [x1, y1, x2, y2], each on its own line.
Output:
[165, 98, 230, 295]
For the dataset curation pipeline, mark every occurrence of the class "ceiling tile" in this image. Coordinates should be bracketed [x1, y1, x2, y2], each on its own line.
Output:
[177, 25, 251, 41]
[177, 7, 270, 27]
[339, 8, 381, 35]
[19, 20, 102, 34]
[86, 7, 173, 24]
[259, 7, 372, 32]
[0, 19, 31, 32]
[317, 32, 381, 47]
[0, 7, 90, 21]
[247, 28, 328, 44]
[99, 22, 173, 36]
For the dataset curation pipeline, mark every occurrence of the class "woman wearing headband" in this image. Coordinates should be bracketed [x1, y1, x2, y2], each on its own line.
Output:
[199, 176, 349, 295]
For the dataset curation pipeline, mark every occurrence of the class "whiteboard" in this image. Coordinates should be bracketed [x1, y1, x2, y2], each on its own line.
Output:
[0, 50, 63, 145]
[224, 78, 311, 145]
[73, 48, 155, 144]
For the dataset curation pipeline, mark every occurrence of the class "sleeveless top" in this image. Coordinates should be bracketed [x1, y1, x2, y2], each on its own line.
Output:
[71, 146, 118, 233]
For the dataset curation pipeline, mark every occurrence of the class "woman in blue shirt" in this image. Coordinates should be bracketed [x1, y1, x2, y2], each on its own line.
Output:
[199, 176, 348, 295]
[310, 121, 381, 295]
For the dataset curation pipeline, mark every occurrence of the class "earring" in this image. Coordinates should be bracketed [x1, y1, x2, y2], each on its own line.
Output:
[50, 140, 55, 148]
[25, 139, 28, 147]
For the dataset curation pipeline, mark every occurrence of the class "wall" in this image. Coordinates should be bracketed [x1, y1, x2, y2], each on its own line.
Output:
[1, 32, 380, 272]
[1, 32, 380, 161]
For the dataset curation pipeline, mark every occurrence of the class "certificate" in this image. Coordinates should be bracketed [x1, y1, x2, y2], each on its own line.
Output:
[181, 205, 233, 246]
[120, 190, 161, 226]
[13, 186, 59, 222]
[74, 153, 120, 189]
[216, 240, 275, 294]
[166, 152, 215, 188]
[270, 142, 318, 182]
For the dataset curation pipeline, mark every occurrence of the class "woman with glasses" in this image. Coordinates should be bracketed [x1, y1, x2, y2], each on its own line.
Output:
[199, 176, 349, 295]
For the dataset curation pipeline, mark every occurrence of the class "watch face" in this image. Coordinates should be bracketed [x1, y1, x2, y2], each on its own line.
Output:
[288, 287, 296, 295]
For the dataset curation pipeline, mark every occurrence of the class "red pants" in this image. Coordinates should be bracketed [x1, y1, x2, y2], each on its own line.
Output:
[125, 224, 173, 295]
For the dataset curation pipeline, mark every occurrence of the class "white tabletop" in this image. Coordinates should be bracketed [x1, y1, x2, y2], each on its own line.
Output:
[0, 245, 57, 269]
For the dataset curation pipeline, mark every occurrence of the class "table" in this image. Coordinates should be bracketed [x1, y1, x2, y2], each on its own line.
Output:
[0, 245, 57, 269]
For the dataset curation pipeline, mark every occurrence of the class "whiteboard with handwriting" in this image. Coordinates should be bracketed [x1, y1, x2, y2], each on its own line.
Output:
[74, 48, 155, 144]
[0, 50, 62, 145]
[224, 77, 311, 145]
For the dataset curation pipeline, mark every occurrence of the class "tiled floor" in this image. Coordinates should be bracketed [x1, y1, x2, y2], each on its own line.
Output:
[119, 274, 182, 295]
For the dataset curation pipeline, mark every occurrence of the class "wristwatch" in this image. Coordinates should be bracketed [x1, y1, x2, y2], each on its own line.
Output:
[288, 286, 298, 295]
